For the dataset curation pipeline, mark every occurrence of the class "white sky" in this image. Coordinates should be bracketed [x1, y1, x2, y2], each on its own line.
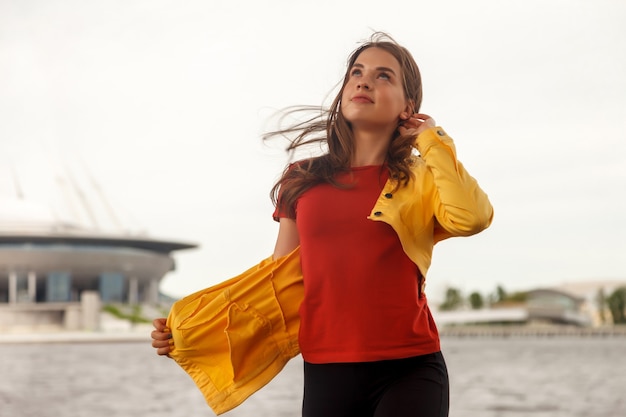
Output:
[1, 0, 625, 301]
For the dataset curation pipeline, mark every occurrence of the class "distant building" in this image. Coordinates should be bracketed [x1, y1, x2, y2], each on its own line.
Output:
[526, 288, 591, 326]
[551, 280, 626, 326]
[0, 214, 195, 306]
[433, 281, 626, 328]
[0, 160, 197, 332]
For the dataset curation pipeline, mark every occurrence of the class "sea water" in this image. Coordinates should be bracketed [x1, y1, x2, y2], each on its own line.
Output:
[0, 336, 624, 417]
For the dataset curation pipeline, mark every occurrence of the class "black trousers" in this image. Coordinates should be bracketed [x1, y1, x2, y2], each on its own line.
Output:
[302, 351, 449, 417]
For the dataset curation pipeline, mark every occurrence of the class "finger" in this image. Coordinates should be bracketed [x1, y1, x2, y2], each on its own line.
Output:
[412, 113, 432, 120]
[151, 329, 172, 341]
[152, 331, 172, 341]
[152, 318, 167, 330]
[156, 345, 172, 356]
[152, 337, 172, 348]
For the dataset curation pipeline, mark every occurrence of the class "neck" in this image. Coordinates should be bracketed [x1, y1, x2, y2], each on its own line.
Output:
[350, 128, 393, 167]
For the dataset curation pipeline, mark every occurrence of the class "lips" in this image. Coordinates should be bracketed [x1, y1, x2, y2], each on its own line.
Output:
[351, 94, 373, 103]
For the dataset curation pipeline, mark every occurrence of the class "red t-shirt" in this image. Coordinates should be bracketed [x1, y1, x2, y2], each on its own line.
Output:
[275, 165, 440, 363]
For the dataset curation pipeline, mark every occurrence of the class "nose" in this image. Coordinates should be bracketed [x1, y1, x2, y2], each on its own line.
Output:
[357, 80, 370, 90]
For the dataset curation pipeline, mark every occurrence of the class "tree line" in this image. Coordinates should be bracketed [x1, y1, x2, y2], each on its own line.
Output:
[438, 284, 626, 325]
[596, 287, 626, 325]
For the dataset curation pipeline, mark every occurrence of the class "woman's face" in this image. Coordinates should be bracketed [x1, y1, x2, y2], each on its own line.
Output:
[340, 47, 411, 133]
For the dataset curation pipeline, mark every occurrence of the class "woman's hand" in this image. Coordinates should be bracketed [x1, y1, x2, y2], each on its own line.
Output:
[151, 318, 173, 357]
[398, 113, 436, 137]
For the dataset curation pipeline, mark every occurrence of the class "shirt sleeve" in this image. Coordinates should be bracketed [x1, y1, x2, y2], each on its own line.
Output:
[272, 162, 300, 222]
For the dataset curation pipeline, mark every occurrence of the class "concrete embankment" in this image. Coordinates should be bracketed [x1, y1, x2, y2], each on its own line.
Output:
[0, 330, 152, 344]
[439, 324, 626, 338]
[4, 324, 626, 344]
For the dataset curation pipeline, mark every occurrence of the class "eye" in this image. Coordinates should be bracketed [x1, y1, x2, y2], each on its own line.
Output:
[350, 68, 362, 77]
[378, 71, 391, 80]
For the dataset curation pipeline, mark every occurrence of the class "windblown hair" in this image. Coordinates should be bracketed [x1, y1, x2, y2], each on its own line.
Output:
[265, 32, 423, 219]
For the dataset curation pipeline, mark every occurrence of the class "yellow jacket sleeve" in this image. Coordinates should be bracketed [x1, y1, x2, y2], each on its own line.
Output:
[416, 127, 494, 242]
[166, 247, 303, 415]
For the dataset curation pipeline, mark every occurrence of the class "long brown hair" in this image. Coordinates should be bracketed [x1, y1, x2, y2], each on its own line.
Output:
[265, 32, 423, 218]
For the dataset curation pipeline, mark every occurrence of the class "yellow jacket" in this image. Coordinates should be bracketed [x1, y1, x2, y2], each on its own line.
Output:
[166, 127, 493, 415]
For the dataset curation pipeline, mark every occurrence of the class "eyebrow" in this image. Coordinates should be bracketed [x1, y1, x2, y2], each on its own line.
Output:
[352, 63, 397, 76]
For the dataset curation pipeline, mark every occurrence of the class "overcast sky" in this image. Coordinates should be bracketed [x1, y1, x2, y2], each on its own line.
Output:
[1, 0, 625, 301]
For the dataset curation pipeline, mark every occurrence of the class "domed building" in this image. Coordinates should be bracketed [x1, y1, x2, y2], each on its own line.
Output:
[0, 167, 196, 332]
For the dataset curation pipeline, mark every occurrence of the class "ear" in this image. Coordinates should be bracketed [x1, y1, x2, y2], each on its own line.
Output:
[399, 100, 415, 120]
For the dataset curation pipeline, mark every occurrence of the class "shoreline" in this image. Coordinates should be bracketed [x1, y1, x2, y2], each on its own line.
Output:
[2, 324, 626, 344]
[439, 324, 626, 338]
[0, 326, 152, 344]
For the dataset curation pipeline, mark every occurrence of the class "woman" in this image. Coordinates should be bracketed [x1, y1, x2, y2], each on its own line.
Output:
[152, 32, 493, 417]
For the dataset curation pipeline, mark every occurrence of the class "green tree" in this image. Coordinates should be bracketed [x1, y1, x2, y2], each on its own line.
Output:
[488, 285, 527, 306]
[488, 284, 507, 305]
[506, 291, 528, 303]
[496, 285, 507, 303]
[606, 287, 626, 324]
[468, 292, 484, 310]
[440, 287, 464, 311]
[595, 287, 607, 324]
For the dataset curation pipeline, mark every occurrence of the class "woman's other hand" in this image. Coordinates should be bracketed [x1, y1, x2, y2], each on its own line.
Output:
[151, 317, 173, 356]
[398, 113, 436, 137]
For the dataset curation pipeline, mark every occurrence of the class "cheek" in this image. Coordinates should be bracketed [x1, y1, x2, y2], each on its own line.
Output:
[340, 91, 351, 113]
[383, 92, 409, 114]
[340, 85, 352, 103]
[340, 101, 353, 121]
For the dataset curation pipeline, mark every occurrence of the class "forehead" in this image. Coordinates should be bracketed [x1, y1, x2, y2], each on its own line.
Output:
[353, 47, 401, 71]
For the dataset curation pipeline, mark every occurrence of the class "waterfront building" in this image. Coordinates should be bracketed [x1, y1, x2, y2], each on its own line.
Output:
[0, 161, 196, 332]
[433, 282, 626, 328]
[525, 288, 591, 326]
